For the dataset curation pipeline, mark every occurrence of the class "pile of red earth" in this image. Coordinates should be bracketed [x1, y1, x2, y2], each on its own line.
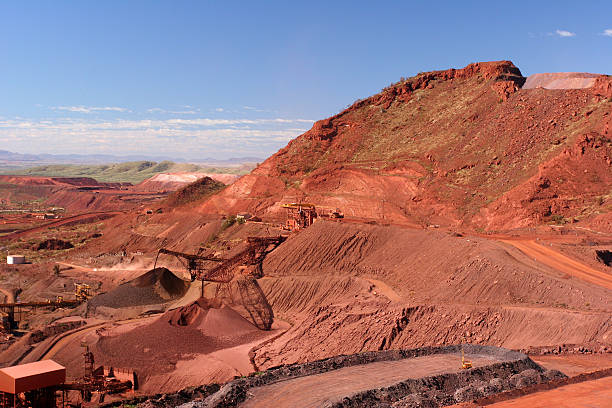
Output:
[33, 239, 74, 251]
[164, 176, 226, 207]
[95, 298, 266, 373]
[89, 267, 189, 309]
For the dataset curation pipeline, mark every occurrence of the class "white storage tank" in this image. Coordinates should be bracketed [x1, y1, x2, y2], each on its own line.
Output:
[7, 255, 26, 265]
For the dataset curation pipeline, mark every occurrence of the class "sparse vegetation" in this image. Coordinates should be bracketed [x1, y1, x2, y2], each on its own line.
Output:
[220, 215, 237, 230]
[164, 177, 225, 207]
[550, 214, 566, 224]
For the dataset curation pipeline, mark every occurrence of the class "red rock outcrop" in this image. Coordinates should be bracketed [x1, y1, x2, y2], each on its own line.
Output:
[198, 61, 612, 232]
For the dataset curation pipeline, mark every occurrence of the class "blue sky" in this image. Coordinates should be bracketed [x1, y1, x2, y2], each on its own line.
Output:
[1, 1, 611, 160]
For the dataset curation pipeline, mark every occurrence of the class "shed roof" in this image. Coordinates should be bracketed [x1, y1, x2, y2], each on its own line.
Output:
[0, 360, 65, 394]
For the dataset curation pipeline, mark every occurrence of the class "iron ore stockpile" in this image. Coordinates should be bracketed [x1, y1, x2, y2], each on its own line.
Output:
[89, 267, 190, 309]
[95, 298, 267, 375]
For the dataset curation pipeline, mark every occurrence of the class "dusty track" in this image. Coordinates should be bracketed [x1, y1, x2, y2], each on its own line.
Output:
[241, 353, 497, 408]
[486, 375, 612, 407]
[0, 211, 122, 240]
[501, 240, 612, 290]
[36, 322, 107, 360]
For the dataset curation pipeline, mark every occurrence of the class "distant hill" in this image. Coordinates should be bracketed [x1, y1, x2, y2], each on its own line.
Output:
[0, 149, 263, 166]
[5, 161, 254, 184]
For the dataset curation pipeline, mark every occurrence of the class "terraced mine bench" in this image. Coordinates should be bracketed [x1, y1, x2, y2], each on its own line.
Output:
[176, 344, 564, 408]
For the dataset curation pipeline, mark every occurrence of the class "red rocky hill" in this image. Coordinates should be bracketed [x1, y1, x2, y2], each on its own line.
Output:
[199, 61, 612, 232]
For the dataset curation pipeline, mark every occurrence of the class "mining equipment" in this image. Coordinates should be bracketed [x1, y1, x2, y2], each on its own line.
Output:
[0, 299, 81, 332]
[59, 344, 133, 404]
[461, 348, 473, 369]
[281, 203, 317, 231]
[154, 236, 286, 330]
[0, 284, 91, 332]
[317, 207, 344, 219]
[73, 284, 91, 302]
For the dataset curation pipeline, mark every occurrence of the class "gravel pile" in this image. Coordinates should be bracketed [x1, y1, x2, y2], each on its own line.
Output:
[95, 299, 266, 375]
[90, 267, 189, 309]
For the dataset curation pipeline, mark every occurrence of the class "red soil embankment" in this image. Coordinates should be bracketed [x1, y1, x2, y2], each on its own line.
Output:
[501, 239, 612, 291]
[0, 211, 120, 240]
[250, 221, 612, 370]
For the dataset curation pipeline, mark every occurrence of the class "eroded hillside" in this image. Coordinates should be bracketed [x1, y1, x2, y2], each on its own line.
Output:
[199, 61, 612, 232]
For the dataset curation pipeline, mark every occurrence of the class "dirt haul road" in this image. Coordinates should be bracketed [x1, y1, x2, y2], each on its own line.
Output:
[241, 353, 498, 408]
[0, 211, 121, 240]
[486, 375, 612, 408]
[501, 239, 612, 291]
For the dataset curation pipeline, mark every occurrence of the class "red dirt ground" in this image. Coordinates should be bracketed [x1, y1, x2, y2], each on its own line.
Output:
[94, 298, 267, 374]
[484, 376, 612, 407]
[243, 353, 500, 408]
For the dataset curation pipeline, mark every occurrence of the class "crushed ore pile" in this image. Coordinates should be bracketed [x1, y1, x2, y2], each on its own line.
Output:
[95, 298, 266, 373]
[89, 267, 189, 309]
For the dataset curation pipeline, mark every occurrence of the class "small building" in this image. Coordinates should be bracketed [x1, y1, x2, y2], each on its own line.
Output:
[6, 256, 25, 265]
[236, 213, 252, 221]
[0, 360, 66, 407]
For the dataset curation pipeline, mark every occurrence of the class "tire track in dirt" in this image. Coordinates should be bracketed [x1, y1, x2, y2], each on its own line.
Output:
[501, 240, 612, 291]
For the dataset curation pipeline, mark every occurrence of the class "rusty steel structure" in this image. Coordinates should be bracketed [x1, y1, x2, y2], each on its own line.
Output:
[0, 300, 80, 331]
[60, 344, 133, 404]
[281, 203, 317, 231]
[154, 248, 225, 282]
[154, 236, 286, 330]
[73, 284, 91, 303]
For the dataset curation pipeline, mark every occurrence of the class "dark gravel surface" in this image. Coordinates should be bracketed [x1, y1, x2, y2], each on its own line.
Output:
[89, 267, 189, 309]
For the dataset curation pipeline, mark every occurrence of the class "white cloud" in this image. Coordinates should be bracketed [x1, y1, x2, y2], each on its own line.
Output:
[147, 107, 199, 114]
[603, 29, 612, 37]
[53, 106, 129, 113]
[215, 108, 224, 112]
[555, 29, 576, 37]
[243, 105, 267, 113]
[0, 115, 315, 158]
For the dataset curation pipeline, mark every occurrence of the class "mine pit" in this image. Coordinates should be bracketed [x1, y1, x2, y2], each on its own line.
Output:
[195, 345, 562, 408]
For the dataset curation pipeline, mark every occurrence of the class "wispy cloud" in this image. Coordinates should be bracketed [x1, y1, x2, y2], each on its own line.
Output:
[147, 107, 200, 114]
[53, 105, 130, 113]
[243, 105, 265, 112]
[0, 115, 314, 158]
[555, 29, 576, 37]
[603, 29, 612, 37]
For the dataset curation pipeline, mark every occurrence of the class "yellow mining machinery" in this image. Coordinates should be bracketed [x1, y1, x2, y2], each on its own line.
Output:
[461, 347, 473, 369]
[74, 284, 91, 302]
